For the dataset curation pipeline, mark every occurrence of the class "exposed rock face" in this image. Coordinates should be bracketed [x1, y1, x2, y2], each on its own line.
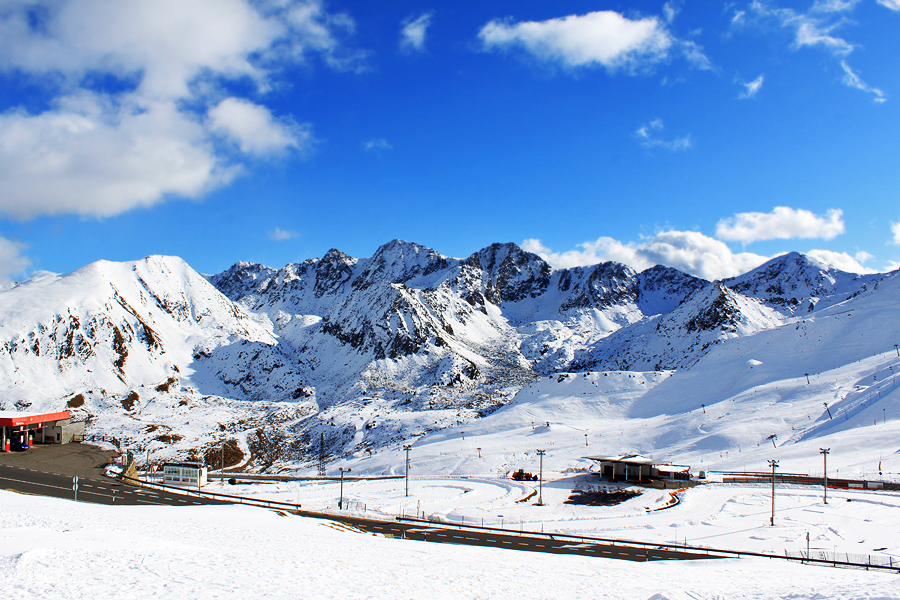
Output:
[465, 243, 552, 304]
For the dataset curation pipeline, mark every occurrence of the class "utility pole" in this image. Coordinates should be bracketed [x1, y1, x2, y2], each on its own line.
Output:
[403, 444, 412, 497]
[476, 447, 481, 458]
[339, 467, 351, 510]
[768, 459, 779, 526]
[805, 373, 810, 384]
[819, 448, 830, 504]
[536, 449, 545, 506]
[584, 433, 588, 447]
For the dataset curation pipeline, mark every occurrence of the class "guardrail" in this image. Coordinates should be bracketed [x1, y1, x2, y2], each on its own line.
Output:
[714, 471, 899, 491]
[114, 473, 304, 512]
[206, 472, 404, 483]
[395, 516, 900, 572]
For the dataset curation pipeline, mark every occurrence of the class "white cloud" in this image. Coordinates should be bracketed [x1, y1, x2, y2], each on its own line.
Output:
[738, 74, 764, 98]
[806, 249, 876, 273]
[0, 236, 30, 289]
[209, 98, 309, 157]
[742, 1, 889, 101]
[854, 250, 874, 264]
[268, 227, 299, 241]
[715, 207, 844, 243]
[363, 138, 393, 152]
[840, 60, 886, 103]
[0, 94, 228, 219]
[747, 1, 856, 55]
[635, 118, 692, 151]
[891, 220, 900, 245]
[0, 0, 360, 220]
[478, 11, 676, 73]
[522, 237, 655, 272]
[524, 230, 769, 280]
[663, 1, 682, 24]
[400, 13, 433, 53]
[811, 0, 860, 12]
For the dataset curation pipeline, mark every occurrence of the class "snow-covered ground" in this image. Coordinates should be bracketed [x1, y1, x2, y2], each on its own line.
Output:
[1, 484, 897, 600]
[220, 475, 900, 559]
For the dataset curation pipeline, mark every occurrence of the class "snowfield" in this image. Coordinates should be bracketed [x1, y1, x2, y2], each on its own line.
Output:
[0, 484, 898, 600]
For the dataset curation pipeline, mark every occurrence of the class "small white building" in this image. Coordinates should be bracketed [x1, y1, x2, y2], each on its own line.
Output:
[163, 462, 208, 487]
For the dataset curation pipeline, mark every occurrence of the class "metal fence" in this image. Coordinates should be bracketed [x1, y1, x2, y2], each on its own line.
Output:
[785, 550, 899, 570]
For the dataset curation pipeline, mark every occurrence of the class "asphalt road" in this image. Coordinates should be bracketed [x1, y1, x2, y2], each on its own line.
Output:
[0, 463, 223, 506]
[296, 511, 721, 562]
[0, 442, 118, 479]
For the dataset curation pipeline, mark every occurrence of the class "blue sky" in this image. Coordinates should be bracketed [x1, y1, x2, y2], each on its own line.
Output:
[0, 0, 898, 284]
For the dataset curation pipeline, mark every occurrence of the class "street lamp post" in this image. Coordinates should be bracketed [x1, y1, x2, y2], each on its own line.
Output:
[584, 433, 588, 446]
[403, 444, 412, 497]
[819, 448, 830, 504]
[536, 449, 546, 506]
[476, 447, 481, 458]
[768, 459, 779, 526]
[339, 466, 351, 510]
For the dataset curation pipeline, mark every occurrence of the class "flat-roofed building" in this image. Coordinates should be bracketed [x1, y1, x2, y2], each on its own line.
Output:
[0, 410, 84, 450]
[163, 462, 208, 487]
[584, 454, 690, 483]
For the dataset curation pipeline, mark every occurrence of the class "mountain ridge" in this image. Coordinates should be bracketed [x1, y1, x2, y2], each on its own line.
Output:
[0, 240, 892, 471]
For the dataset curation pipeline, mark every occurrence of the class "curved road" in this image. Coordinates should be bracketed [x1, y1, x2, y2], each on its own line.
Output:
[0, 443, 222, 506]
[0, 463, 222, 506]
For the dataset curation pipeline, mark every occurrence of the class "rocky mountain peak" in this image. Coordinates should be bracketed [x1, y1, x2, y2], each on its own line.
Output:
[353, 239, 451, 289]
[315, 248, 356, 298]
[723, 252, 864, 312]
[466, 242, 552, 304]
[206, 261, 277, 302]
[684, 282, 742, 333]
[637, 265, 707, 316]
[557, 261, 638, 311]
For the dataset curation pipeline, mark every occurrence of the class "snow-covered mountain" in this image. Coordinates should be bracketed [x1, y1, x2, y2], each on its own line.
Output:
[0, 240, 892, 471]
[722, 252, 879, 313]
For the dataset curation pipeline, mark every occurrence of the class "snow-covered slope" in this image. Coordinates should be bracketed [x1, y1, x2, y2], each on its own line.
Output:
[0, 256, 312, 463]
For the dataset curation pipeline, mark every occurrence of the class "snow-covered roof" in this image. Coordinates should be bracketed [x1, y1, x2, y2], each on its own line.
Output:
[583, 454, 656, 465]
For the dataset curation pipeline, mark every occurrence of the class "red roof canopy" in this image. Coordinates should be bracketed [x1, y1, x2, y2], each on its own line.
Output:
[0, 410, 70, 427]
